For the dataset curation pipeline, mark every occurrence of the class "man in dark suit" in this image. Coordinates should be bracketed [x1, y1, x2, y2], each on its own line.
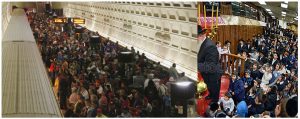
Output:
[269, 53, 279, 68]
[197, 25, 222, 102]
[257, 52, 268, 65]
[243, 41, 252, 53]
[237, 40, 244, 54]
[258, 43, 268, 56]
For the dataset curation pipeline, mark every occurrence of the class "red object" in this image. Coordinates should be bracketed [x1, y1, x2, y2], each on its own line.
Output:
[97, 108, 102, 113]
[198, 72, 204, 82]
[196, 74, 231, 116]
[219, 75, 231, 98]
[196, 94, 211, 117]
[49, 63, 55, 72]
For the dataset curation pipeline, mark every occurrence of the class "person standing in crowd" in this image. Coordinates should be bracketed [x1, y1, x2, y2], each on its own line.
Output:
[224, 40, 231, 54]
[243, 41, 252, 53]
[162, 92, 171, 117]
[197, 25, 222, 102]
[237, 40, 244, 54]
[216, 41, 222, 55]
[168, 63, 179, 80]
[58, 72, 68, 109]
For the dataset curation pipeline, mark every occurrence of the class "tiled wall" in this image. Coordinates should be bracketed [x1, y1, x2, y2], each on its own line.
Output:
[63, 2, 199, 80]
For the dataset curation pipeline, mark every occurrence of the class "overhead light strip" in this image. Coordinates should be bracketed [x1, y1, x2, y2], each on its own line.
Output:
[259, 1, 266, 5]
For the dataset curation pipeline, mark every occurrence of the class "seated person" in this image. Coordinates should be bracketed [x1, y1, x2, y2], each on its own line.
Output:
[218, 92, 235, 116]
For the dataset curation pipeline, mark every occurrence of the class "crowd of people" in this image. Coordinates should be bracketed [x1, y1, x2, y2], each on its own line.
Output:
[29, 12, 187, 117]
[28, 10, 297, 118]
[211, 22, 298, 117]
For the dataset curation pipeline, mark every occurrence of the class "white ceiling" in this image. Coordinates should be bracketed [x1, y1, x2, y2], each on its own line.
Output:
[253, 1, 298, 23]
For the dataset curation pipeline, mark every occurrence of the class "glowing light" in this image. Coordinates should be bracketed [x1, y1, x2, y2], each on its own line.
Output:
[175, 82, 192, 87]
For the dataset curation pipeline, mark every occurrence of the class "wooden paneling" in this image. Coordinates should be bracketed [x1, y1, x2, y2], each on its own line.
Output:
[212, 25, 263, 54]
[220, 3, 232, 15]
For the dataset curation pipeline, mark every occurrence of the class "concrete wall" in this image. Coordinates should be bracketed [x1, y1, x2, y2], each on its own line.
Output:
[51, 2, 64, 9]
[2, 2, 12, 34]
[10, 2, 36, 8]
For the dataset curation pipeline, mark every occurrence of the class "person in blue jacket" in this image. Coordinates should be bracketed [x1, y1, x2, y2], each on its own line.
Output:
[235, 100, 248, 117]
[241, 71, 254, 93]
[229, 73, 245, 104]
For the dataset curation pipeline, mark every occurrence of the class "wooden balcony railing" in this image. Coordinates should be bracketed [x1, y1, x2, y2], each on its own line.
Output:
[220, 54, 245, 77]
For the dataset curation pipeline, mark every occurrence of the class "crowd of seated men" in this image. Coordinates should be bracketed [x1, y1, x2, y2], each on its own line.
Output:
[29, 12, 187, 117]
[211, 23, 298, 117]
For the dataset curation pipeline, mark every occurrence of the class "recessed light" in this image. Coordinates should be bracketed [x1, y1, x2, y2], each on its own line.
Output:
[281, 3, 288, 8]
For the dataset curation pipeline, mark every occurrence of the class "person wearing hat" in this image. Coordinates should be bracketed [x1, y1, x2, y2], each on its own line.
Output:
[197, 25, 222, 103]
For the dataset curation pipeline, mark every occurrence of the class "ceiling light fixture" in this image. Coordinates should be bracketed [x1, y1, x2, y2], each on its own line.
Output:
[259, 1, 266, 5]
[266, 9, 271, 12]
[268, 11, 273, 14]
[282, 11, 286, 14]
[281, 3, 288, 8]
[284, 1, 288, 4]
[282, 14, 286, 16]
